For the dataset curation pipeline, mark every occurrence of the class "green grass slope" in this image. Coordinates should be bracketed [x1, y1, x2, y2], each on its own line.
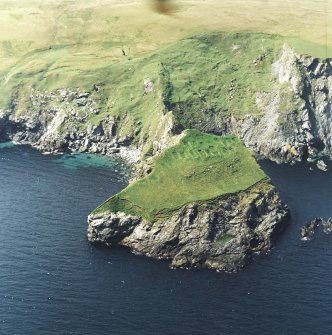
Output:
[3, 30, 325, 158]
[0, 32, 285, 136]
[94, 130, 267, 222]
[158, 32, 284, 128]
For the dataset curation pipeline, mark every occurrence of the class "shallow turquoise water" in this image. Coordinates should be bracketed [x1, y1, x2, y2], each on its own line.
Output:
[0, 141, 16, 149]
[54, 152, 130, 172]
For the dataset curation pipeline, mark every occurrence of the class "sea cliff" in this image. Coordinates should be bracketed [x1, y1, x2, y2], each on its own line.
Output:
[88, 181, 289, 272]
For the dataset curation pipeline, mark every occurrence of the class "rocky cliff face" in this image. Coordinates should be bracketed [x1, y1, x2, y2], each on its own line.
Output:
[236, 45, 332, 164]
[0, 85, 178, 164]
[0, 88, 145, 162]
[88, 181, 289, 272]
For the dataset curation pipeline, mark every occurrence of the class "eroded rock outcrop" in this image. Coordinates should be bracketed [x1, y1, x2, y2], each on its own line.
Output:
[0, 82, 180, 164]
[88, 181, 289, 272]
[236, 45, 332, 164]
[0, 88, 145, 163]
[301, 217, 332, 240]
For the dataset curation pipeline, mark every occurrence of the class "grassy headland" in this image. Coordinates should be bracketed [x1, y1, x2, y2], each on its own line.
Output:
[0, 29, 325, 158]
[0, 32, 289, 142]
[1, 1, 330, 149]
[94, 130, 267, 222]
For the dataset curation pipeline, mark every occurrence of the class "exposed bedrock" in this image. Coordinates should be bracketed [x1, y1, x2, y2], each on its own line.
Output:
[88, 182, 290, 272]
[301, 217, 332, 240]
[235, 45, 332, 164]
[0, 89, 144, 163]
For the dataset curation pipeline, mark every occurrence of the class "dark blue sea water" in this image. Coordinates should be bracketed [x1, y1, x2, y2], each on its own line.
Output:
[1, 144, 332, 335]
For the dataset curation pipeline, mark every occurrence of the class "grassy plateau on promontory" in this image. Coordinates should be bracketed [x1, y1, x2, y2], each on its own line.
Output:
[94, 130, 267, 222]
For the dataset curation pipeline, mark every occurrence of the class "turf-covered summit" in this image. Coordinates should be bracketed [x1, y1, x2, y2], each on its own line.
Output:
[94, 130, 267, 222]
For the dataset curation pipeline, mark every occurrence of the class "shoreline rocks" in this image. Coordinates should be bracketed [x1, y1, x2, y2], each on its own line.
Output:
[316, 160, 328, 171]
[301, 217, 332, 240]
[0, 89, 142, 164]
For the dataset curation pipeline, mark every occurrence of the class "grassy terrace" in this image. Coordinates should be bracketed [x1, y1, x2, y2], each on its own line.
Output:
[94, 130, 267, 222]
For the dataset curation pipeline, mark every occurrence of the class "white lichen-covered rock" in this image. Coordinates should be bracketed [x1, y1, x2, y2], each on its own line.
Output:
[236, 45, 332, 164]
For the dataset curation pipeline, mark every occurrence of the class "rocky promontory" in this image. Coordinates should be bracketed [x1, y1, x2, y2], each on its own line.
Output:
[87, 131, 290, 272]
[88, 181, 289, 272]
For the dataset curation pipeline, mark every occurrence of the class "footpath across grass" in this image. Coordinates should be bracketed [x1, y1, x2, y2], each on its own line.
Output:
[94, 130, 267, 222]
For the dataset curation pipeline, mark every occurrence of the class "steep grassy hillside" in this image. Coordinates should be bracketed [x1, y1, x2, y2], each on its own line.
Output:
[94, 130, 267, 222]
[1, 28, 328, 151]
[158, 32, 284, 129]
[0, 32, 286, 139]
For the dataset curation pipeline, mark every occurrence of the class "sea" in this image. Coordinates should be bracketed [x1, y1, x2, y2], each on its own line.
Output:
[0, 143, 331, 335]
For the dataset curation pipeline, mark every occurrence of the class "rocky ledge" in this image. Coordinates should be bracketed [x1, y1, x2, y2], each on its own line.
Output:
[87, 181, 289, 272]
